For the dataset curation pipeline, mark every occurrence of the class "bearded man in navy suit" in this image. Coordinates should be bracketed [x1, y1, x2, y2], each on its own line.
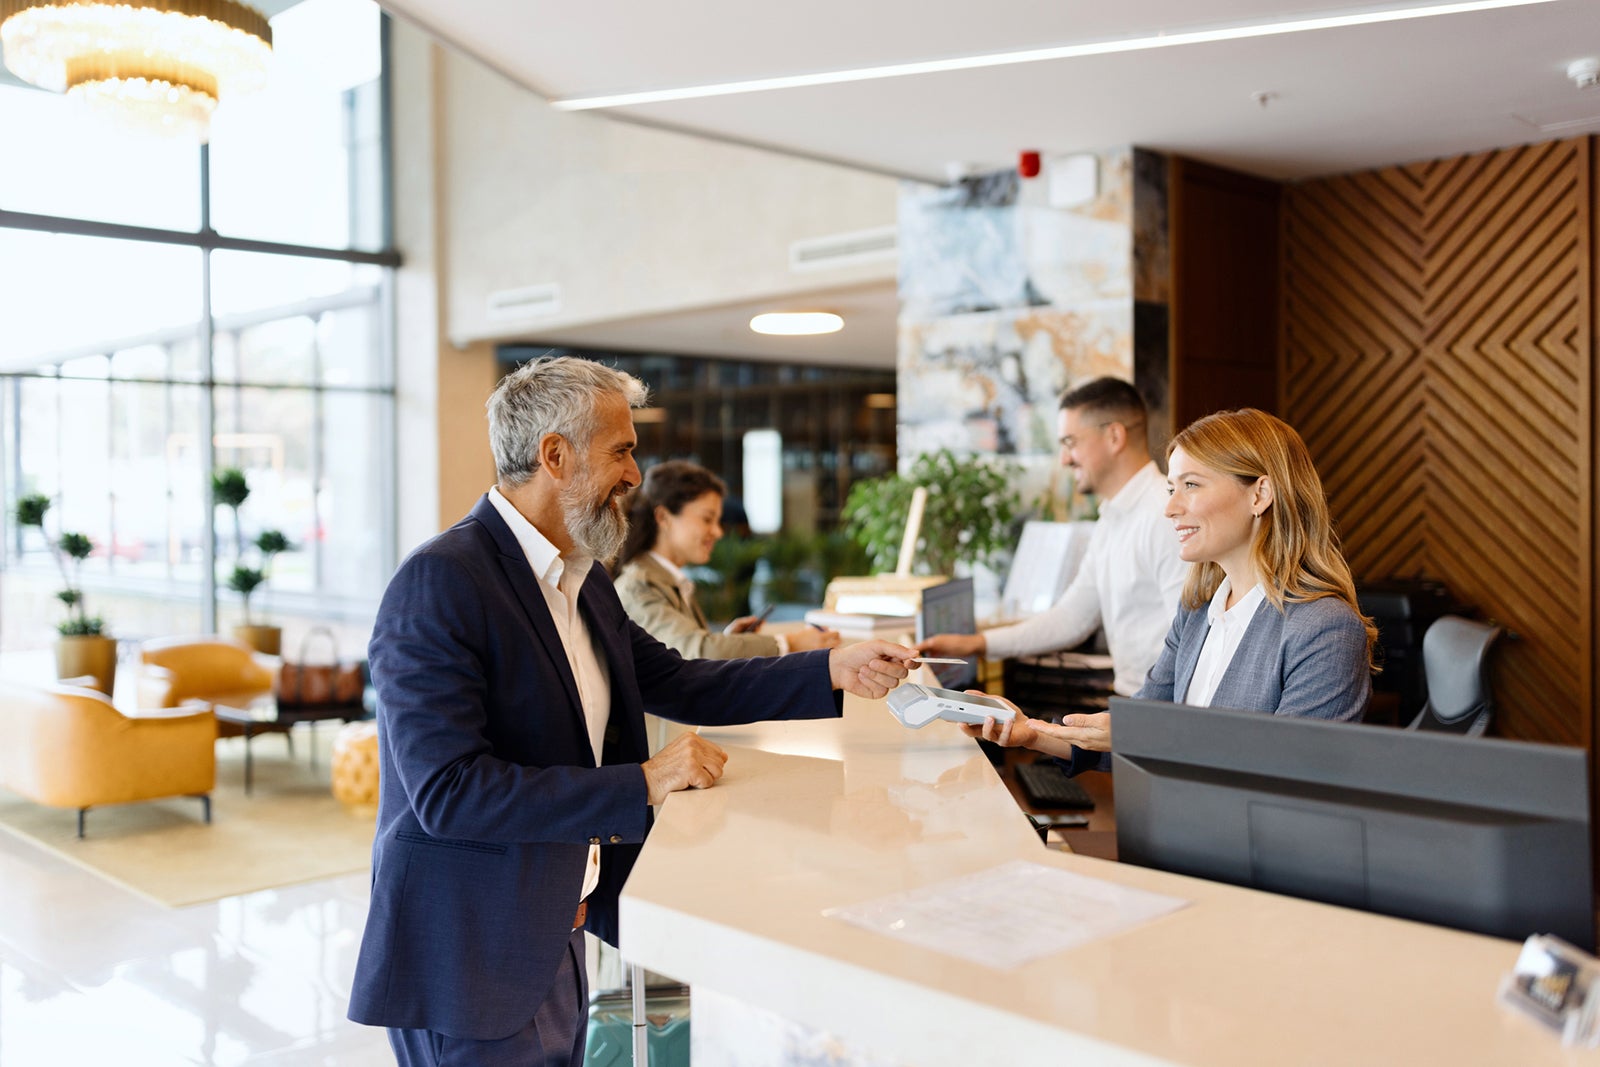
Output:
[348, 356, 915, 1065]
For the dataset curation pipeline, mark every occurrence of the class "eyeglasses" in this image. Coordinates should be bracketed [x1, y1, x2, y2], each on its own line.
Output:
[1058, 418, 1145, 451]
[1058, 422, 1113, 451]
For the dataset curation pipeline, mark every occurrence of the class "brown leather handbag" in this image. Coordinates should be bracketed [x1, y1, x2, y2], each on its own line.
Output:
[278, 627, 366, 708]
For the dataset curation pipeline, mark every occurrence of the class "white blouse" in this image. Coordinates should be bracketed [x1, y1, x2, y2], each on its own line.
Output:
[1183, 579, 1266, 707]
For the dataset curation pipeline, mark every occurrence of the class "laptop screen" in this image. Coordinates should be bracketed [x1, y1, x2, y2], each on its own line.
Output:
[915, 578, 977, 689]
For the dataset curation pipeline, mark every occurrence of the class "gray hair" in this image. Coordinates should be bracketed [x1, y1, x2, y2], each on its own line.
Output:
[486, 356, 648, 488]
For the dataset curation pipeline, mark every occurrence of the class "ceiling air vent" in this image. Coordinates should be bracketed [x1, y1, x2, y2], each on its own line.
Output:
[788, 226, 897, 272]
[486, 283, 561, 321]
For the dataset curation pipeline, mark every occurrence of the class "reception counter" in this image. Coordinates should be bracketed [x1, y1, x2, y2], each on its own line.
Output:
[619, 695, 1594, 1066]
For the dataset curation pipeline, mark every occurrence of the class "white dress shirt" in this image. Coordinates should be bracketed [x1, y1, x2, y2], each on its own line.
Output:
[488, 487, 610, 902]
[983, 461, 1188, 695]
[1183, 579, 1267, 707]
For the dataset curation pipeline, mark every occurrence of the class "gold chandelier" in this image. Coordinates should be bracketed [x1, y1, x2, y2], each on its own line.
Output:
[0, 0, 272, 140]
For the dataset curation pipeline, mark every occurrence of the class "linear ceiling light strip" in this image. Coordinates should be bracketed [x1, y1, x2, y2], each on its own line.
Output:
[552, 0, 1559, 111]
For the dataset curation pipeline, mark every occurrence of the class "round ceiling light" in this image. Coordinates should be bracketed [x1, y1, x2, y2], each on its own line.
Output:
[749, 311, 844, 336]
[0, 0, 272, 141]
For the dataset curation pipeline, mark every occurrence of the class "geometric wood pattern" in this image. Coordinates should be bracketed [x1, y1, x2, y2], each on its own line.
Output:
[1283, 136, 1593, 753]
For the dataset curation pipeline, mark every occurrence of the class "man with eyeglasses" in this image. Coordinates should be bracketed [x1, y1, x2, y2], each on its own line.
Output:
[918, 377, 1186, 699]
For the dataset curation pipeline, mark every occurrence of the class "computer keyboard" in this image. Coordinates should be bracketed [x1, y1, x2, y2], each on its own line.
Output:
[1014, 761, 1096, 810]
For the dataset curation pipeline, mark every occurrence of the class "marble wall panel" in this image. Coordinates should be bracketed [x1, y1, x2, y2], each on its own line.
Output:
[896, 149, 1140, 484]
[895, 302, 1133, 513]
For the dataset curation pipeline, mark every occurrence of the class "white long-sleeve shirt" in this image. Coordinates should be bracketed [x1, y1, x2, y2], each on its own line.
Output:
[983, 461, 1188, 695]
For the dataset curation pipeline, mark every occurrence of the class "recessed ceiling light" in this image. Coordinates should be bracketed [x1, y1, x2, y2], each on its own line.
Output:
[553, 0, 1558, 111]
[750, 312, 844, 336]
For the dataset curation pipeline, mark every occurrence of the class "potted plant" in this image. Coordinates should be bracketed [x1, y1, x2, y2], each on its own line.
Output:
[841, 448, 1021, 577]
[13, 493, 117, 695]
[227, 530, 294, 655]
[212, 467, 250, 559]
[212, 467, 293, 654]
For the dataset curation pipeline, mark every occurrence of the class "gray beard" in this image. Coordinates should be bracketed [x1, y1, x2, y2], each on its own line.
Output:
[561, 475, 628, 564]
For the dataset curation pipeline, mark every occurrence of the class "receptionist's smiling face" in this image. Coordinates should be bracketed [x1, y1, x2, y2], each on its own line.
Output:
[1164, 445, 1262, 573]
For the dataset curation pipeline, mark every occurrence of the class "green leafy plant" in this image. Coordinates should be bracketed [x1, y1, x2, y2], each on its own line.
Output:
[842, 448, 1021, 577]
[13, 493, 105, 636]
[695, 529, 871, 622]
[212, 467, 250, 558]
[212, 468, 295, 626]
[255, 529, 292, 558]
[227, 565, 267, 625]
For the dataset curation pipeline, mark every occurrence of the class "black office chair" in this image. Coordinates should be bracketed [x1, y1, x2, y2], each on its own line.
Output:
[1406, 615, 1502, 736]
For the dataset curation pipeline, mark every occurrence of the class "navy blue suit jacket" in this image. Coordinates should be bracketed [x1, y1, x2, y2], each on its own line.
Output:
[348, 496, 841, 1039]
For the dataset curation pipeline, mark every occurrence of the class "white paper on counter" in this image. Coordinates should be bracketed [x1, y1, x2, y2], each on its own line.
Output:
[823, 860, 1189, 971]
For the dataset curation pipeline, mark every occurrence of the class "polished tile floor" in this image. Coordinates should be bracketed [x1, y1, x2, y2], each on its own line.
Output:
[0, 828, 393, 1066]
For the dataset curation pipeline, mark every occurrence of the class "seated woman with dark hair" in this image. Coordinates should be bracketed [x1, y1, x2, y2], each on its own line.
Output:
[615, 460, 839, 659]
[965, 407, 1376, 772]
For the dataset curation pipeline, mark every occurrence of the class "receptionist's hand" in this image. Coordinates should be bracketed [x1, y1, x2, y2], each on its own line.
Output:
[830, 641, 918, 699]
[956, 693, 1042, 750]
[916, 632, 986, 659]
[1036, 711, 1112, 753]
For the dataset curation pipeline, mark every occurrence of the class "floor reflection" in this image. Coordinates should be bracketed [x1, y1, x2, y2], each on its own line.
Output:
[0, 830, 389, 1066]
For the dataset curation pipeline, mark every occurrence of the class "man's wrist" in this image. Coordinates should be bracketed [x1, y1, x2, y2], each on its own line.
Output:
[640, 762, 664, 806]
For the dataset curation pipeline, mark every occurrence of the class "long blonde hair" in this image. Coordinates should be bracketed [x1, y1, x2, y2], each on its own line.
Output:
[1170, 408, 1376, 669]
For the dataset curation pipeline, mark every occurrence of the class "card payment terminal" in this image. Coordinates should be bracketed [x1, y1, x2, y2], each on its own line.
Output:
[886, 683, 1017, 729]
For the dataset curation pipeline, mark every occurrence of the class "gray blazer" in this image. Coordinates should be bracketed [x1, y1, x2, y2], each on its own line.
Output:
[1064, 594, 1371, 775]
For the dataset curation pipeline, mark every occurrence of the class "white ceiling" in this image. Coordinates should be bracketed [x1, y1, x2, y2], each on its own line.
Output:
[373, 0, 1600, 365]
[519, 281, 901, 369]
[377, 0, 1600, 182]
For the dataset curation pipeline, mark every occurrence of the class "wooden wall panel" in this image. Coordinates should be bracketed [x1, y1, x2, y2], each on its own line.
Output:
[1170, 158, 1282, 426]
[1283, 137, 1593, 750]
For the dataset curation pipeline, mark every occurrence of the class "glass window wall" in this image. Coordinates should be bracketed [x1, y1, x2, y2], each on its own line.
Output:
[0, 0, 396, 664]
[208, 0, 385, 251]
[0, 85, 201, 231]
[0, 232, 202, 366]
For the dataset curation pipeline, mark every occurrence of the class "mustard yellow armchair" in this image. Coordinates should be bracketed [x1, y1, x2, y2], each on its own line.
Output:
[0, 680, 215, 837]
[138, 636, 277, 741]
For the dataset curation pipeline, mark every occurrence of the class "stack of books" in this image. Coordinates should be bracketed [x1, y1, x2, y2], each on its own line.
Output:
[802, 609, 917, 640]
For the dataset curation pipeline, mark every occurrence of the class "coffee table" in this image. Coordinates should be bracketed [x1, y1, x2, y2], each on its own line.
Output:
[212, 695, 368, 795]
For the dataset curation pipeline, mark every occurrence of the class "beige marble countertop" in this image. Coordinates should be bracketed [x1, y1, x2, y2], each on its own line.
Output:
[620, 694, 1594, 1066]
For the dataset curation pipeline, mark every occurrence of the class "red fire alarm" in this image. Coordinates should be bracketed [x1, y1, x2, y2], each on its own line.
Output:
[1018, 150, 1042, 179]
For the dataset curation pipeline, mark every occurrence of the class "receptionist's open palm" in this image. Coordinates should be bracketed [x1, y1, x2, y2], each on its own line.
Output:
[1047, 711, 1112, 752]
[960, 696, 1111, 761]
[957, 693, 1042, 750]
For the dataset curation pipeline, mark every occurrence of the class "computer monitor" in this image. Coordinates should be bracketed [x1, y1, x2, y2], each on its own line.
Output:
[915, 578, 977, 690]
[1110, 698, 1595, 948]
[1000, 521, 1092, 617]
